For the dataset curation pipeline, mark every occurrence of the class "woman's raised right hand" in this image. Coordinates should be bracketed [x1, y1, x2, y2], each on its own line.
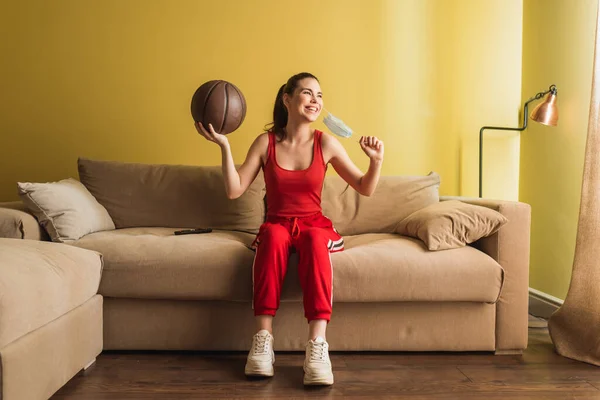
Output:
[195, 122, 229, 148]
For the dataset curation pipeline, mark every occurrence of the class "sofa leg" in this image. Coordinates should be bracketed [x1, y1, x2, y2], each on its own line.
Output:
[494, 349, 523, 355]
[83, 358, 96, 371]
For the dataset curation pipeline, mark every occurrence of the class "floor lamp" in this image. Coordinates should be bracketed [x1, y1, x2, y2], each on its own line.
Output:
[479, 84, 559, 197]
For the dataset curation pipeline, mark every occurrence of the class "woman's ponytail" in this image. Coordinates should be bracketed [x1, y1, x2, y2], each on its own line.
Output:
[270, 84, 288, 139]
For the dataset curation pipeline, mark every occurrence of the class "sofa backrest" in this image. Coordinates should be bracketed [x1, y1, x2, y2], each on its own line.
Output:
[78, 158, 438, 236]
[321, 172, 440, 236]
[78, 158, 266, 234]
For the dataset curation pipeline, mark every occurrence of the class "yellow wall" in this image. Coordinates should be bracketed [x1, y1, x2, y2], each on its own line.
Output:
[0, 0, 523, 201]
[521, 0, 597, 299]
[381, 0, 523, 200]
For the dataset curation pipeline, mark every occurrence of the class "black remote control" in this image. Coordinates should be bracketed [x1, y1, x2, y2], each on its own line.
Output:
[174, 228, 213, 235]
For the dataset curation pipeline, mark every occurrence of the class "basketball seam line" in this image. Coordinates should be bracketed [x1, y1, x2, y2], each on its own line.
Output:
[202, 81, 220, 128]
[233, 84, 246, 125]
[220, 82, 229, 134]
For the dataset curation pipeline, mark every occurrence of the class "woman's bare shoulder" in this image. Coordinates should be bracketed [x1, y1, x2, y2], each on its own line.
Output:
[320, 131, 344, 151]
[249, 132, 269, 149]
[248, 132, 270, 164]
[256, 132, 269, 143]
[320, 131, 346, 164]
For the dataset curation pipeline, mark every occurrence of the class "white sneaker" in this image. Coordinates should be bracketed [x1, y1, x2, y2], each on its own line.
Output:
[303, 336, 334, 385]
[244, 329, 275, 377]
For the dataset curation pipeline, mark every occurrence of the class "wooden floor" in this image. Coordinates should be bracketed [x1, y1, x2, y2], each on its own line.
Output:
[53, 317, 600, 399]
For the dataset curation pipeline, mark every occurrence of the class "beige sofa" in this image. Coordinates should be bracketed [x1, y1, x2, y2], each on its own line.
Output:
[0, 238, 103, 400]
[0, 158, 531, 398]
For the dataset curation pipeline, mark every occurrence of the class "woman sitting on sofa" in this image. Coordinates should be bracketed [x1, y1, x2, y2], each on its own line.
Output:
[196, 72, 384, 386]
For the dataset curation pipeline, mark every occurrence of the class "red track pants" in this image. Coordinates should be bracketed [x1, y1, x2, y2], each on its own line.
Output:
[251, 212, 344, 322]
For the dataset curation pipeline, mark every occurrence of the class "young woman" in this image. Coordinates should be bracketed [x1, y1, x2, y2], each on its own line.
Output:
[196, 72, 383, 386]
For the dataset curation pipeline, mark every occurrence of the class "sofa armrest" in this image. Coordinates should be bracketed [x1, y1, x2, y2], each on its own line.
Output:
[0, 201, 49, 241]
[440, 196, 531, 351]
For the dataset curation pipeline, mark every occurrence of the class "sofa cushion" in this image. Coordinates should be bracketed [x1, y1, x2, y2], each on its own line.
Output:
[310, 233, 504, 303]
[0, 239, 103, 348]
[72, 227, 257, 300]
[78, 158, 266, 234]
[72, 229, 502, 304]
[321, 173, 440, 236]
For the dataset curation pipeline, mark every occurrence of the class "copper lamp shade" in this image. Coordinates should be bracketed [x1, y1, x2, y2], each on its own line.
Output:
[530, 88, 559, 126]
[479, 84, 559, 197]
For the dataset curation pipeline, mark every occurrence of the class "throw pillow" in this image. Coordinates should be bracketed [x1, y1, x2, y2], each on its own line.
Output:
[396, 200, 508, 251]
[17, 178, 115, 242]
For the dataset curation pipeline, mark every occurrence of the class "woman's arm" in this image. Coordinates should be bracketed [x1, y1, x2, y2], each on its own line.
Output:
[324, 134, 384, 196]
[196, 122, 267, 199]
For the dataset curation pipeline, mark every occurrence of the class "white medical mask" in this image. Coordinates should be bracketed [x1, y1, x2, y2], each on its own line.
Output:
[323, 109, 353, 138]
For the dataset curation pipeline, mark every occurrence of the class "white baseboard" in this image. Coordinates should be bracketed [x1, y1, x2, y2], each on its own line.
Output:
[528, 287, 563, 319]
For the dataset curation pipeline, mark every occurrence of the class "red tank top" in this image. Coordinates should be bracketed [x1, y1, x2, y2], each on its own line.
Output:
[263, 130, 327, 218]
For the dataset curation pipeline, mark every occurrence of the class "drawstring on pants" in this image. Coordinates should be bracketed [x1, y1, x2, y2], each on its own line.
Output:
[291, 217, 300, 239]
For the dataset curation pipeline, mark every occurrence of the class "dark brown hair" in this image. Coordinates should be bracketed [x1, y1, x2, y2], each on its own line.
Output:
[265, 72, 319, 140]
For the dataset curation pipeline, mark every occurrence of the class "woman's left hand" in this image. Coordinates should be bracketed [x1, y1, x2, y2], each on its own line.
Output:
[359, 136, 384, 162]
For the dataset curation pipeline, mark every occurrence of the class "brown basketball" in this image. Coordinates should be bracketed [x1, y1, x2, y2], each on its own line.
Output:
[191, 80, 247, 135]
